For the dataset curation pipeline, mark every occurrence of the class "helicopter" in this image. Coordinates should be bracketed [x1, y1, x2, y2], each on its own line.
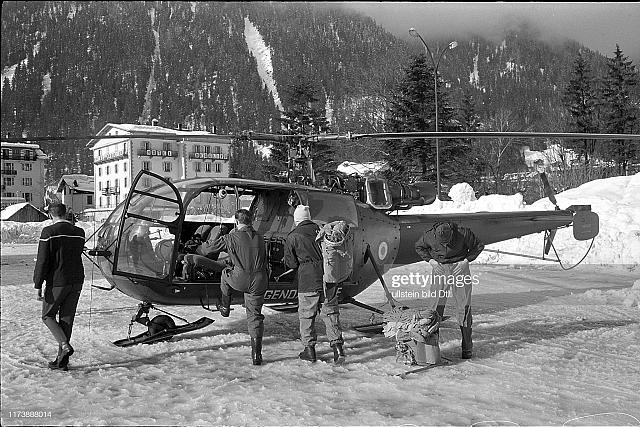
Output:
[80, 130, 610, 346]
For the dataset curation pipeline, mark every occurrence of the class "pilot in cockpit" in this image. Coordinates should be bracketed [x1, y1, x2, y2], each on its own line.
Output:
[182, 224, 232, 279]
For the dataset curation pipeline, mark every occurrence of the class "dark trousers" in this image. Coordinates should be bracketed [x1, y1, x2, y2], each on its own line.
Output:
[42, 286, 82, 344]
[221, 276, 265, 339]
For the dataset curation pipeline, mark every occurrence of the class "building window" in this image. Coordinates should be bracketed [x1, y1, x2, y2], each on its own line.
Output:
[98, 149, 102, 158]
[22, 163, 32, 171]
[124, 162, 127, 172]
[205, 162, 212, 173]
[3, 177, 14, 186]
[23, 177, 32, 186]
[142, 161, 151, 171]
[163, 142, 172, 151]
[106, 165, 110, 174]
[215, 163, 221, 173]
[1, 148, 10, 158]
[24, 193, 32, 202]
[142, 141, 150, 150]
[115, 163, 118, 173]
[204, 145, 211, 154]
[214, 145, 222, 154]
[163, 162, 172, 172]
[115, 178, 119, 189]
[194, 145, 201, 153]
[194, 162, 201, 172]
[98, 167, 102, 177]
[87, 195, 93, 205]
[99, 197, 102, 208]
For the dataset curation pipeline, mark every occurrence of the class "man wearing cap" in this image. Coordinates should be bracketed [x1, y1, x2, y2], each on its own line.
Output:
[284, 205, 345, 363]
[415, 222, 484, 359]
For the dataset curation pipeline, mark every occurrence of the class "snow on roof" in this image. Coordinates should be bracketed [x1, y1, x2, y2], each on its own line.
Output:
[1, 202, 30, 220]
[337, 161, 387, 176]
[57, 174, 94, 193]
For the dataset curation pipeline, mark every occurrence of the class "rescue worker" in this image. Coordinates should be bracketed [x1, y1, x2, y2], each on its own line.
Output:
[34, 203, 85, 371]
[285, 205, 345, 363]
[415, 222, 484, 359]
[208, 209, 268, 365]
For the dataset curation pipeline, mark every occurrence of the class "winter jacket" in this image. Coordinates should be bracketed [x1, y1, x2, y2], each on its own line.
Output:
[204, 226, 268, 295]
[284, 220, 323, 293]
[415, 222, 484, 264]
[33, 220, 85, 289]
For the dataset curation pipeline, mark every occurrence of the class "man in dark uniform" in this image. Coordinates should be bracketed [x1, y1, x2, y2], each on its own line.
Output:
[285, 205, 345, 363]
[415, 222, 484, 359]
[205, 209, 268, 365]
[34, 203, 85, 371]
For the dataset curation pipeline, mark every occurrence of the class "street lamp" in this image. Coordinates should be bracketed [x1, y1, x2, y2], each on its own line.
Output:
[409, 28, 457, 199]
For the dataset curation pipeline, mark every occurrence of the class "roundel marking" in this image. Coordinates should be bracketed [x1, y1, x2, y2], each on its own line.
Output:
[378, 241, 388, 261]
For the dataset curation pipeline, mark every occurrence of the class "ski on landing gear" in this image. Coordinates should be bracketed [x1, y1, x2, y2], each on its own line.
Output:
[113, 302, 214, 347]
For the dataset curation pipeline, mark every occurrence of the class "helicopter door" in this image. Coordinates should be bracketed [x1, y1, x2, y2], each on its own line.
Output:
[113, 171, 184, 282]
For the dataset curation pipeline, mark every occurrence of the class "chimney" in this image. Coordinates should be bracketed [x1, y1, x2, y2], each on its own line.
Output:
[152, 118, 159, 127]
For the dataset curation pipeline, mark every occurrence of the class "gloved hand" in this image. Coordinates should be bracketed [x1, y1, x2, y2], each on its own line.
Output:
[36, 288, 43, 301]
[453, 259, 469, 275]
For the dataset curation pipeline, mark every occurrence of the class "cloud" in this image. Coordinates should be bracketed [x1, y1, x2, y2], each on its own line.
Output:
[337, 2, 640, 62]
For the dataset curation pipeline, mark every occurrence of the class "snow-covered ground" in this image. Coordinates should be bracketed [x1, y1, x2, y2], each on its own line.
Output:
[1, 174, 639, 425]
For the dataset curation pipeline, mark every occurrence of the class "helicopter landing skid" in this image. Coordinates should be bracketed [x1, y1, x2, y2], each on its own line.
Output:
[113, 302, 215, 347]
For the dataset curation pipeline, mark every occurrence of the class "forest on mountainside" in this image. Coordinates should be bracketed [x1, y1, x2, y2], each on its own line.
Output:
[1, 1, 637, 184]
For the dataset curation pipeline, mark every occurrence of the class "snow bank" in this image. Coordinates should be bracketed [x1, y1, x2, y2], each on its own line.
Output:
[398, 173, 640, 265]
[1, 220, 97, 244]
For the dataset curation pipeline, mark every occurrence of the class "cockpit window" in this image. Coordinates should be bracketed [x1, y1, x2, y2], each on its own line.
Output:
[117, 218, 175, 278]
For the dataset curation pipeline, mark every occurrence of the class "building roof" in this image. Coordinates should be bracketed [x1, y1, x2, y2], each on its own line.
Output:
[1, 141, 47, 159]
[87, 123, 233, 150]
[1, 202, 29, 220]
[56, 174, 94, 194]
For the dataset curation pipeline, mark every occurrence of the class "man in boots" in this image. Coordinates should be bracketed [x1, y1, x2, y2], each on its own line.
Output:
[34, 203, 85, 371]
[415, 222, 484, 359]
[206, 209, 268, 365]
[285, 205, 345, 364]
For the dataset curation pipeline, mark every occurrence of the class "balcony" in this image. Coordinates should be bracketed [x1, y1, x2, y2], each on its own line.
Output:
[101, 187, 121, 196]
[136, 149, 178, 158]
[1, 169, 17, 175]
[0, 153, 37, 161]
[188, 152, 229, 160]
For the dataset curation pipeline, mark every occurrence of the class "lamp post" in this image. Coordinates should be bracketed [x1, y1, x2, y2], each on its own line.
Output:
[409, 28, 457, 199]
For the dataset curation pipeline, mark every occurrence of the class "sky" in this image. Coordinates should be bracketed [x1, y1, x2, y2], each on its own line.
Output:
[337, 2, 640, 63]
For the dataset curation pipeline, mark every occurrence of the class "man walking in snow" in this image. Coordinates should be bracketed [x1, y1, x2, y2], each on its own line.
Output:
[285, 205, 345, 363]
[34, 203, 85, 371]
[415, 222, 484, 359]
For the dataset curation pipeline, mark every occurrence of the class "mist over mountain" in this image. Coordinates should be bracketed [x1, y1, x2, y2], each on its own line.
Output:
[1, 1, 620, 182]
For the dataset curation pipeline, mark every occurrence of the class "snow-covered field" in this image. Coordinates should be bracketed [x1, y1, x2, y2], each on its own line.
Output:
[1, 174, 640, 426]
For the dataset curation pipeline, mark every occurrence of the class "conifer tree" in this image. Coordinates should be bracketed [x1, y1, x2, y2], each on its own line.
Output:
[600, 45, 639, 174]
[384, 54, 462, 184]
[563, 52, 599, 166]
